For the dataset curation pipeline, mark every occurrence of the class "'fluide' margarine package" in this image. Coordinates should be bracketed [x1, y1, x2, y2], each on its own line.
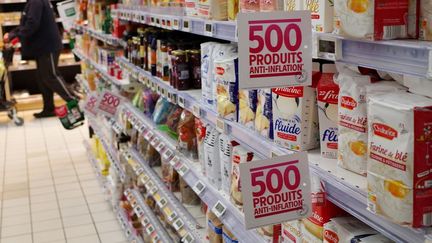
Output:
[367, 92, 432, 227]
[317, 64, 339, 159]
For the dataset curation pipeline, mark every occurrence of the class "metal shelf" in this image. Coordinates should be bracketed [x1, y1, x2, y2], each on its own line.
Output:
[73, 24, 126, 47]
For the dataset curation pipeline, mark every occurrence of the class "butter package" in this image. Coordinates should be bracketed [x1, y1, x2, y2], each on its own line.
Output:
[420, 0, 432, 40]
[239, 89, 257, 130]
[281, 220, 302, 243]
[272, 85, 319, 151]
[317, 64, 339, 159]
[215, 56, 239, 122]
[367, 92, 432, 227]
[284, 0, 303, 11]
[255, 89, 273, 140]
[333, 0, 411, 40]
[304, 0, 334, 33]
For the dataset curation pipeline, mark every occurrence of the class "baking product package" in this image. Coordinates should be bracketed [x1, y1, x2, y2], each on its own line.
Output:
[185, 0, 199, 16]
[204, 127, 221, 189]
[207, 210, 223, 243]
[240, 0, 260, 12]
[420, 0, 432, 40]
[201, 42, 218, 108]
[333, 0, 411, 40]
[317, 64, 339, 159]
[367, 92, 432, 227]
[215, 56, 239, 122]
[255, 88, 273, 140]
[281, 220, 302, 243]
[304, 0, 334, 33]
[239, 89, 257, 130]
[230, 145, 255, 210]
[322, 217, 381, 243]
[219, 134, 238, 196]
[284, 0, 303, 11]
[198, 0, 228, 20]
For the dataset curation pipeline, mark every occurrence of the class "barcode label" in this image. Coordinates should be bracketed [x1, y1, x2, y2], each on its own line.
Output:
[212, 201, 227, 218]
[382, 25, 407, 39]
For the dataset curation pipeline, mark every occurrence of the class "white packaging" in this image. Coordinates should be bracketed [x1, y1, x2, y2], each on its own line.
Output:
[284, 0, 303, 11]
[272, 86, 319, 151]
[322, 220, 338, 243]
[201, 42, 218, 107]
[215, 56, 239, 122]
[304, 0, 334, 33]
[230, 146, 255, 210]
[355, 234, 393, 243]
[204, 127, 221, 189]
[239, 89, 257, 130]
[282, 220, 303, 243]
[403, 75, 432, 99]
[255, 89, 273, 140]
[323, 217, 378, 243]
[219, 134, 236, 196]
[367, 92, 432, 227]
[317, 64, 339, 159]
[420, 0, 432, 40]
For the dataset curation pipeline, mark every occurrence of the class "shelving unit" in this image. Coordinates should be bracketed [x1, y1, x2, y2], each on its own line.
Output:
[72, 23, 126, 47]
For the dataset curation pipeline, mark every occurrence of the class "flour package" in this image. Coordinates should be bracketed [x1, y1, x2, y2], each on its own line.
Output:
[219, 134, 238, 196]
[322, 217, 384, 243]
[333, 0, 414, 40]
[282, 220, 303, 243]
[403, 75, 432, 99]
[230, 145, 255, 211]
[317, 64, 339, 159]
[255, 88, 273, 140]
[272, 85, 319, 151]
[239, 89, 257, 130]
[201, 42, 218, 107]
[420, 0, 432, 40]
[198, 0, 228, 20]
[213, 44, 238, 111]
[304, 0, 334, 33]
[204, 127, 221, 189]
[215, 56, 239, 122]
[367, 92, 432, 227]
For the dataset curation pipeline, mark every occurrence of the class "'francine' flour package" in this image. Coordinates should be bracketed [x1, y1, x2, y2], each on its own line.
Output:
[367, 92, 432, 227]
[317, 64, 339, 159]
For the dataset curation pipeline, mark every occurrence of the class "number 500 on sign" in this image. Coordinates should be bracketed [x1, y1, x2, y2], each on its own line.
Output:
[238, 11, 312, 89]
[240, 152, 311, 229]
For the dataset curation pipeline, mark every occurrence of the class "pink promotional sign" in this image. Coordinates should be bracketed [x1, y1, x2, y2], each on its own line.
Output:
[96, 90, 123, 117]
[238, 11, 312, 89]
[240, 152, 311, 229]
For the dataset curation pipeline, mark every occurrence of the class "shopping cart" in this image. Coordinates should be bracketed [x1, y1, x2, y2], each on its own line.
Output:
[0, 44, 24, 126]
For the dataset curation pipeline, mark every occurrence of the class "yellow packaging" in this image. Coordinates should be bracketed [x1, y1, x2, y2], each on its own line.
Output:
[228, 0, 239, 20]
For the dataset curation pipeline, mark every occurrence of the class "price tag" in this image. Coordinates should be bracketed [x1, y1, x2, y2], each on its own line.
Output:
[239, 152, 311, 229]
[157, 197, 168, 208]
[171, 93, 177, 104]
[181, 233, 194, 243]
[151, 17, 155, 25]
[177, 163, 189, 177]
[182, 19, 190, 32]
[317, 37, 340, 61]
[177, 96, 185, 108]
[155, 142, 165, 152]
[145, 180, 155, 190]
[192, 180, 206, 196]
[192, 104, 200, 118]
[125, 229, 132, 237]
[152, 235, 160, 242]
[204, 22, 214, 36]
[141, 174, 150, 184]
[172, 17, 180, 30]
[166, 19, 172, 29]
[149, 186, 158, 195]
[144, 131, 154, 140]
[212, 201, 227, 218]
[146, 15, 151, 25]
[84, 93, 99, 116]
[140, 14, 146, 24]
[156, 85, 161, 95]
[96, 90, 123, 117]
[167, 210, 177, 222]
[155, 18, 161, 27]
[142, 217, 150, 226]
[161, 88, 167, 98]
[237, 11, 312, 89]
[173, 218, 184, 231]
[150, 137, 160, 147]
[161, 18, 166, 28]
[169, 156, 180, 167]
[162, 149, 173, 160]
[146, 225, 155, 235]
[130, 198, 138, 208]
[135, 167, 144, 176]
[134, 205, 145, 218]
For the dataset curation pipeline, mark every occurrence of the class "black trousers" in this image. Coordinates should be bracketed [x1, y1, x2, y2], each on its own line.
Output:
[35, 51, 74, 112]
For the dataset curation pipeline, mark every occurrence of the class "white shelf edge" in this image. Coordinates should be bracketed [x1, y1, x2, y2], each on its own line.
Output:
[73, 24, 126, 47]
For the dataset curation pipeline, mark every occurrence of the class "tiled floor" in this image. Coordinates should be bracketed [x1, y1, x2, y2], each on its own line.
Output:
[0, 111, 128, 243]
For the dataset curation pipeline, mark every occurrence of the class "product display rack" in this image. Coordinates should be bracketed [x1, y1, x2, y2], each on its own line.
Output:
[72, 23, 126, 47]
[73, 15, 432, 241]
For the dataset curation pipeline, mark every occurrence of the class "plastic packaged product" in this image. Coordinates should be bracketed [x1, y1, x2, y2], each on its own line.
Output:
[161, 150, 179, 192]
[403, 75, 432, 99]
[333, 0, 411, 40]
[213, 44, 238, 111]
[272, 85, 319, 151]
[207, 210, 223, 243]
[260, 0, 280, 12]
[230, 145, 255, 210]
[227, 0, 239, 20]
[185, 0, 199, 16]
[281, 220, 302, 243]
[215, 56, 239, 122]
[180, 177, 200, 205]
[201, 42, 218, 107]
[178, 110, 198, 159]
[195, 118, 207, 174]
[204, 127, 221, 189]
[222, 226, 238, 243]
[317, 64, 339, 159]
[304, 0, 334, 32]
[367, 92, 432, 227]
[239, 89, 257, 130]
[152, 97, 175, 125]
[322, 217, 391, 243]
[240, 0, 260, 12]
[219, 135, 238, 196]
[198, 0, 228, 20]
[257, 224, 281, 242]
[420, 0, 432, 40]
[187, 49, 201, 89]
[255, 89, 273, 140]
[284, 0, 302, 10]
[171, 50, 190, 90]
[144, 144, 161, 167]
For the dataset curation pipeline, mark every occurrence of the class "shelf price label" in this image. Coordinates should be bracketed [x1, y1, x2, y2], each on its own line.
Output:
[142, 217, 150, 226]
[96, 90, 123, 117]
[192, 180, 206, 196]
[237, 11, 312, 89]
[141, 174, 150, 184]
[155, 142, 165, 152]
[181, 233, 194, 243]
[182, 19, 190, 32]
[172, 17, 180, 30]
[212, 201, 227, 218]
[167, 210, 177, 222]
[177, 96, 185, 108]
[144, 131, 154, 140]
[173, 218, 184, 231]
[146, 225, 155, 235]
[240, 152, 311, 229]
[177, 163, 189, 176]
[204, 22, 214, 36]
[157, 197, 168, 208]
[192, 104, 201, 118]
[162, 149, 173, 161]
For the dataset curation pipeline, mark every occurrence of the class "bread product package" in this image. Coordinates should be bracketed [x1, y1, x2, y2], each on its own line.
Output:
[204, 127, 221, 189]
[323, 217, 378, 243]
[403, 75, 432, 99]
[255, 88, 273, 140]
[284, 0, 303, 11]
[207, 210, 223, 243]
[317, 64, 339, 159]
[219, 135, 238, 196]
[301, 175, 346, 242]
[257, 224, 282, 243]
[222, 226, 239, 243]
[198, 0, 228, 20]
[304, 0, 334, 33]
[367, 92, 432, 227]
[272, 85, 319, 151]
[201, 42, 218, 107]
[420, 0, 432, 40]
[230, 145, 255, 210]
[281, 220, 302, 243]
[215, 56, 239, 122]
[195, 118, 207, 175]
[333, 0, 411, 40]
[228, 0, 239, 20]
[239, 89, 257, 130]
[185, 0, 199, 16]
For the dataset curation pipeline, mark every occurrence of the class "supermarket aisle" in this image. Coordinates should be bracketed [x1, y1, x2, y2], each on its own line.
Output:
[0, 112, 128, 243]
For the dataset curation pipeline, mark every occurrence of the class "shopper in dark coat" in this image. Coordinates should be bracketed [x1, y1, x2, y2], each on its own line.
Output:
[4, 0, 75, 118]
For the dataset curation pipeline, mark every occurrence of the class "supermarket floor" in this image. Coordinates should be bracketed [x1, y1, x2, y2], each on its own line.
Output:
[0, 111, 128, 243]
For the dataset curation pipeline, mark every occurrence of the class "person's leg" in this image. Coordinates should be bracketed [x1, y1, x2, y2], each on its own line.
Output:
[35, 54, 55, 117]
